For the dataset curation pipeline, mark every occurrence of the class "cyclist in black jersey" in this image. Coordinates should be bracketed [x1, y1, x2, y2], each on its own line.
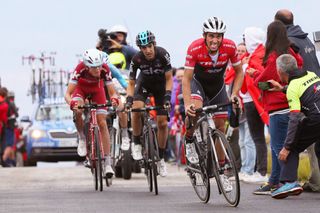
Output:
[125, 30, 173, 177]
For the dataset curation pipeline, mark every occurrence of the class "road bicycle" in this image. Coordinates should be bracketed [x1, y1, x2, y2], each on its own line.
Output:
[107, 108, 133, 180]
[130, 105, 168, 195]
[79, 100, 112, 191]
[186, 103, 240, 206]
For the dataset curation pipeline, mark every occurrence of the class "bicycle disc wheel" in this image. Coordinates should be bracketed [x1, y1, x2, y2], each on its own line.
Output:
[149, 128, 158, 195]
[209, 130, 240, 207]
[94, 128, 104, 192]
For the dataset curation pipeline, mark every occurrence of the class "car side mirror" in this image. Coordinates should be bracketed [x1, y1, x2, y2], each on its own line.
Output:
[20, 115, 31, 123]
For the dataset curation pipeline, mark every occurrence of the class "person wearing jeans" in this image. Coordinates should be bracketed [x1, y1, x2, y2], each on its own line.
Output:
[239, 114, 256, 176]
[268, 112, 289, 185]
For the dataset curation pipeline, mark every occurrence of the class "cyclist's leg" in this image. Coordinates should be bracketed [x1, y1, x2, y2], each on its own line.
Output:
[71, 89, 85, 139]
[208, 86, 229, 165]
[185, 78, 204, 138]
[131, 83, 146, 147]
[184, 78, 204, 164]
[131, 100, 144, 160]
[156, 115, 168, 158]
[117, 100, 130, 147]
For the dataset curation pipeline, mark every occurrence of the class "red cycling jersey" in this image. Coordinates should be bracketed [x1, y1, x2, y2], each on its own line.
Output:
[70, 62, 113, 114]
[70, 62, 112, 86]
[185, 38, 240, 97]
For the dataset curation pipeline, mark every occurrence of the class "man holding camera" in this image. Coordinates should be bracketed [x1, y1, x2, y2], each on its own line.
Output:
[125, 30, 173, 177]
[268, 54, 320, 199]
[97, 25, 137, 70]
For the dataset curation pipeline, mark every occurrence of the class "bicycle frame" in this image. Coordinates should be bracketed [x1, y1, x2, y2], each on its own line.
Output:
[187, 104, 232, 174]
[88, 108, 105, 162]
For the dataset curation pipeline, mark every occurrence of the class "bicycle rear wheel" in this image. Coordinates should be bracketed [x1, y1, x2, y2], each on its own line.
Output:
[94, 128, 104, 192]
[209, 129, 240, 207]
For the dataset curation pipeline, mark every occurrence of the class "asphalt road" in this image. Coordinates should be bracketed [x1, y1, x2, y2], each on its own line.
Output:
[0, 163, 319, 213]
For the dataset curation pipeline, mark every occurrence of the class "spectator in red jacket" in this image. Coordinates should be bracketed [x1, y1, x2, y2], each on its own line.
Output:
[240, 27, 269, 184]
[0, 88, 9, 167]
[248, 20, 303, 195]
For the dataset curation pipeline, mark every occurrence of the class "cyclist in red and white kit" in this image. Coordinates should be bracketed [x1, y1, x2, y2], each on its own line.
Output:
[183, 17, 244, 165]
[65, 49, 119, 177]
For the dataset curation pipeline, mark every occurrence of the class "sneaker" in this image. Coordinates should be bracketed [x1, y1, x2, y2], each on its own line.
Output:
[302, 182, 320, 192]
[104, 164, 115, 178]
[77, 138, 87, 157]
[220, 174, 233, 193]
[158, 159, 168, 177]
[253, 183, 278, 195]
[132, 144, 143, 160]
[185, 143, 199, 164]
[121, 136, 130, 151]
[271, 182, 303, 199]
[230, 172, 249, 181]
[243, 172, 268, 184]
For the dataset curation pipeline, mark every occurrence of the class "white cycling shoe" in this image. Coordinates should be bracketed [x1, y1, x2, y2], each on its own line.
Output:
[121, 136, 131, 151]
[220, 174, 233, 193]
[104, 164, 114, 178]
[185, 143, 199, 164]
[77, 138, 87, 157]
[132, 144, 143, 160]
[158, 159, 168, 177]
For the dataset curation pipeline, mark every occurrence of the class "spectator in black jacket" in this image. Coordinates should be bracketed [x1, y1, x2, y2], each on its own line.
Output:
[275, 9, 320, 192]
[275, 9, 320, 76]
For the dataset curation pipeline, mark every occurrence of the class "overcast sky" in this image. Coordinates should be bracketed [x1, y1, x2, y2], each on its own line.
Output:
[1, 0, 320, 116]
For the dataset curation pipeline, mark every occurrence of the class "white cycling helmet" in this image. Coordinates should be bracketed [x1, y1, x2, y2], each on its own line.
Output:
[83, 49, 104, 67]
[203, 17, 227, 34]
[110, 25, 128, 34]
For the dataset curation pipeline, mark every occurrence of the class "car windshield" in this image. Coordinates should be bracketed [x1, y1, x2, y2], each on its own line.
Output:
[35, 104, 73, 121]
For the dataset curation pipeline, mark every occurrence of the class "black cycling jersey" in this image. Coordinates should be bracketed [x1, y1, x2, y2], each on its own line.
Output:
[129, 46, 172, 83]
[129, 46, 172, 115]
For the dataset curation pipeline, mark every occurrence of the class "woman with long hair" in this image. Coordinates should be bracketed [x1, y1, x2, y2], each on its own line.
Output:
[247, 20, 303, 195]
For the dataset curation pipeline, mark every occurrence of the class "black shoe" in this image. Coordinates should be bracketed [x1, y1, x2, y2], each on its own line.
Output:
[83, 159, 91, 168]
[253, 183, 278, 195]
[302, 182, 320, 192]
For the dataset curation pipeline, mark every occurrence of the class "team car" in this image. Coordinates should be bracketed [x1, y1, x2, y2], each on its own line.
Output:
[23, 98, 83, 166]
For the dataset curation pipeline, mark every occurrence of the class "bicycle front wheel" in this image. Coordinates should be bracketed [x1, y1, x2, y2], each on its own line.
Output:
[94, 128, 104, 192]
[148, 128, 158, 195]
[209, 130, 240, 207]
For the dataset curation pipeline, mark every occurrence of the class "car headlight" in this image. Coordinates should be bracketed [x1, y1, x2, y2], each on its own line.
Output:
[31, 129, 46, 139]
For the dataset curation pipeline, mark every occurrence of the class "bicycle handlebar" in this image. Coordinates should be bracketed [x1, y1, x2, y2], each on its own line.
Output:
[195, 102, 232, 114]
[130, 105, 168, 112]
[77, 103, 112, 109]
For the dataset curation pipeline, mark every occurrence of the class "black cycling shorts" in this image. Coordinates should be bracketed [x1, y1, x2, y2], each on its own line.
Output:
[190, 77, 229, 118]
[133, 78, 167, 116]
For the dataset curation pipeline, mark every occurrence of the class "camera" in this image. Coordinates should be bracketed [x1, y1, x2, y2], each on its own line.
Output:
[97, 29, 118, 52]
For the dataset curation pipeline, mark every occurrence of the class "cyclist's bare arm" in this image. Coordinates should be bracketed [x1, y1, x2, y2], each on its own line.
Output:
[230, 64, 244, 98]
[165, 70, 173, 91]
[65, 83, 76, 105]
[182, 68, 196, 116]
[126, 79, 135, 98]
[106, 83, 118, 99]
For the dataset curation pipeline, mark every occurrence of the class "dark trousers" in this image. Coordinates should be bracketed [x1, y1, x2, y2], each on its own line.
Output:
[280, 122, 320, 182]
[244, 102, 267, 176]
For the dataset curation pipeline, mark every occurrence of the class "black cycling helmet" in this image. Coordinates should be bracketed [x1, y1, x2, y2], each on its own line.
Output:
[136, 30, 155, 47]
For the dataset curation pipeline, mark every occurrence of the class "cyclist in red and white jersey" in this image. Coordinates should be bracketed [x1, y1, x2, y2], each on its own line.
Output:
[65, 49, 119, 177]
[183, 17, 244, 164]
